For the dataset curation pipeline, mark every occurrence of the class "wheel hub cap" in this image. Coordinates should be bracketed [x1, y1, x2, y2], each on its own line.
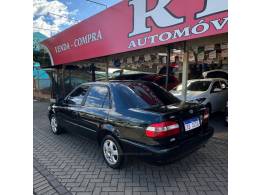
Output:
[103, 139, 118, 165]
[51, 117, 57, 133]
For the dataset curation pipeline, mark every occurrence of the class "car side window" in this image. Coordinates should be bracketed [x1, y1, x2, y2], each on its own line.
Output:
[102, 93, 110, 109]
[211, 81, 222, 93]
[67, 86, 88, 105]
[84, 86, 109, 108]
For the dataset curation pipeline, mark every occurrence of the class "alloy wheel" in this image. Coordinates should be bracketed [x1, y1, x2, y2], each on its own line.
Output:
[103, 139, 119, 165]
[51, 116, 58, 133]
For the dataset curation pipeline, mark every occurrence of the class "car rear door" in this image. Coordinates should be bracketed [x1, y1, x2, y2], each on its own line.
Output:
[77, 85, 110, 138]
[60, 85, 89, 134]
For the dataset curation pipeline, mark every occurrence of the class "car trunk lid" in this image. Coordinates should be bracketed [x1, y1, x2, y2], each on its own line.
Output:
[144, 102, 206, 146]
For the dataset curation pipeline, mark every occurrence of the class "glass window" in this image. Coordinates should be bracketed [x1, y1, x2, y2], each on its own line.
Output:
[102, 94, 110, 109]
[177, 81, 211, 91]
[211, 81, 222, 92]
[67, 86, 88, 105]
[84, 86, 109, 108]
[115, 82, 180, 109]
[187, 81, 211, 91]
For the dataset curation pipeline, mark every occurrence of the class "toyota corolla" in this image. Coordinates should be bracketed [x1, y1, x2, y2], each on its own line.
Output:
[48, 81, 213, 169]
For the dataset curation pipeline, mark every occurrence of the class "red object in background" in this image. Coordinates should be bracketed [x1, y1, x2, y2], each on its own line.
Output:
[42, 0, 228, 65]
[141, 74, 179, 91]
[170, 63, 179, 69]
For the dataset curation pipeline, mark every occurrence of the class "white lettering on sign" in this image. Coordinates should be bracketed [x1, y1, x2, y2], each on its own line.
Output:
[74, 30, 102, 48]
[210, 17, 228, 30]
[195, 0, 227, 19]
[54, 42, 70, 53]
[191, 20, 210, 35]
[128, 0, 227, 38]
[54, 30, 103, 54]
[128, 17, 228, 49]
[172, 27, 190, 39]
[128, 0, 185, 37]
[158, 32, 172, 42]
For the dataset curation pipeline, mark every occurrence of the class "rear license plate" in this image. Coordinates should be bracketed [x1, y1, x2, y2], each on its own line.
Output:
[183, 117, 200, 131]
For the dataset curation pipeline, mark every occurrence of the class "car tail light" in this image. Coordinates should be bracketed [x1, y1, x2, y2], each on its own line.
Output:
[203, 108, 209, 120]
[145, 121, 180, 138]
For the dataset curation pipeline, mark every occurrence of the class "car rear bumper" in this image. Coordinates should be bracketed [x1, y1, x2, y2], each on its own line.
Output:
[120, 126, 214, 162]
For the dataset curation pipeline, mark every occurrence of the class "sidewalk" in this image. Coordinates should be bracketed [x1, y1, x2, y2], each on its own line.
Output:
[33, 101, 228, 195]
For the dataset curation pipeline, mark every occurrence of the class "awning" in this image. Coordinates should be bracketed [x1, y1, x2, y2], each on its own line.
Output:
[41, 0, 228, 66]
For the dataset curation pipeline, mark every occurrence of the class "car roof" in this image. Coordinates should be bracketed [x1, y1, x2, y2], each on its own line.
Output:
[80, 80, 149, 86]
[187, 78, 227, 82]
[202, 69, 228, 74]
[114, 73, 151, 78]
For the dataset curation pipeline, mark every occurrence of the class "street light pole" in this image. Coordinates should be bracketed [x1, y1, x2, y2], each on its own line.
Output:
[85, 0, 107, 8]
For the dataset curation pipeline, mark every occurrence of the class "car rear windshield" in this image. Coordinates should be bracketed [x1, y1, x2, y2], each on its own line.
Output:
[187, 81, 211, 91]
[116, 82, 180, 109]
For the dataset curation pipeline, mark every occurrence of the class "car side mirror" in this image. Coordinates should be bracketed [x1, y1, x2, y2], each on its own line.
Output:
[62, 98, 68, 104]
[212, 88, 222, 93]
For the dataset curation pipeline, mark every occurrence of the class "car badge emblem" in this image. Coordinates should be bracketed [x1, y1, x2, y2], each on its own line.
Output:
[189, 109, 194, 114]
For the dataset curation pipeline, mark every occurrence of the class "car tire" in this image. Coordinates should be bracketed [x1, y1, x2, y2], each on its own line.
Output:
[50, 114, 62, 134]
[101, 135, 124, 169]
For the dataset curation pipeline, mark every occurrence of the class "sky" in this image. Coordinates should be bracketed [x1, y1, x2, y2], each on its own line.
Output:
[33, 0, 121, 37]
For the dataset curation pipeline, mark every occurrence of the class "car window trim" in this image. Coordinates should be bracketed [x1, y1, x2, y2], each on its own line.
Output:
[64, 85, 90, 107]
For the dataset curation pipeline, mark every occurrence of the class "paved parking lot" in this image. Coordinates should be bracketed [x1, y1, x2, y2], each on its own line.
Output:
[33, 101, 228, 195]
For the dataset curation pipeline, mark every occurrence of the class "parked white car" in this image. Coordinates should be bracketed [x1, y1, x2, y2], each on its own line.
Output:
[170, 78, 228, 113]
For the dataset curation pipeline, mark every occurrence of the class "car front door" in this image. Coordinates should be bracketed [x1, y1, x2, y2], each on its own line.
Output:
[77, 85, 110, 138]
[60, 85, 89, 133]
[219, 80, 228, 111]
[209, 81, 223, 112]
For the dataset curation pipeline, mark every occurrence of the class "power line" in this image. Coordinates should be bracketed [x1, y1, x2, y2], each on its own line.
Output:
[85, 0, 107, 8]
[34, 12, 80, 23]
[47, 12, 80, 22]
